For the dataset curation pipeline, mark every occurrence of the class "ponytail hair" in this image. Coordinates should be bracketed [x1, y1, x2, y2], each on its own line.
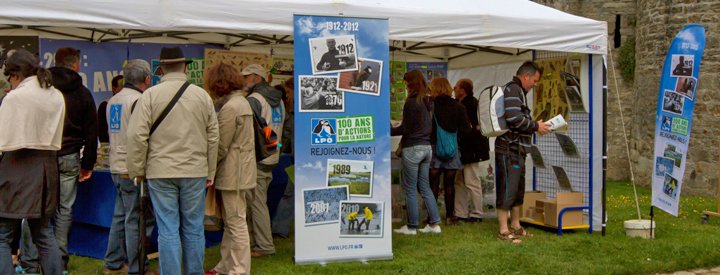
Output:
[36, 68, 53, 89]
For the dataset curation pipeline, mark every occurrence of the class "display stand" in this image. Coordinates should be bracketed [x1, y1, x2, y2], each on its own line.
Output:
[521, 51, 597, 235]
[701, 160, 720, 224]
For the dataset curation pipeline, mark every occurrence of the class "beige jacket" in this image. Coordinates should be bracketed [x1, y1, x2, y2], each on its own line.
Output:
[107, 87, 142, 174]
[215, 91, 256, 191]
[126, 72, 219, 179]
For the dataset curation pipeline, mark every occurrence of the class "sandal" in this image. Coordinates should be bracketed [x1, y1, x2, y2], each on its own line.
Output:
[497, 231, 522, 244]
[512, 226, 534, 237]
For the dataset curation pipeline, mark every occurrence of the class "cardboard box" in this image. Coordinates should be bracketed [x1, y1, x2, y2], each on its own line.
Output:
[521, 191, 546, 218]
[537, 192, 584, 227]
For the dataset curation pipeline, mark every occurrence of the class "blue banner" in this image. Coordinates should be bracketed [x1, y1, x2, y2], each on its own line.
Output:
[407, 62, 447, 82]
[293, 15, 392, 264]
[39, 39, 215, 106]
[651, 24, 706, 216]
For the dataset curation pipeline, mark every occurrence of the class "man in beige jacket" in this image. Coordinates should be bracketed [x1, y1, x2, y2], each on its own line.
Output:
[126, 47, 219, 275]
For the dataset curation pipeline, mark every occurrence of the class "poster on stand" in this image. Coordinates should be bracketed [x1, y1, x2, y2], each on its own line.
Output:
[651, 24, 706, 217]
[406, 62, 446, 82]
[294, 14, 392, 265]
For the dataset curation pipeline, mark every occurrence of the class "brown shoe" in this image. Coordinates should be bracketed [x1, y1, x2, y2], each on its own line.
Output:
[251, 251, 274, 257]
[102, 263, 129, 274]
[445, 216, 460, 225]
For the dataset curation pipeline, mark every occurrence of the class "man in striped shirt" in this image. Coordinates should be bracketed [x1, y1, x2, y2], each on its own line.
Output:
[495, 61, 550, 243]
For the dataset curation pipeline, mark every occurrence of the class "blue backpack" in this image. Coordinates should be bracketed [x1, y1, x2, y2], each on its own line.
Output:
[434, 111, 457, 160]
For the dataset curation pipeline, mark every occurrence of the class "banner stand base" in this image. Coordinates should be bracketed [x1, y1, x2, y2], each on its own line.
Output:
[295, 253, 394, 266]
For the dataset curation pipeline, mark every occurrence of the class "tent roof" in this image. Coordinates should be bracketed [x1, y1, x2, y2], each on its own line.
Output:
[0, 0, 607, 55]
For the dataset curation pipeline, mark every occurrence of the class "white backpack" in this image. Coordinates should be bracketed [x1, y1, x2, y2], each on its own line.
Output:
[477, 85, 509, 137]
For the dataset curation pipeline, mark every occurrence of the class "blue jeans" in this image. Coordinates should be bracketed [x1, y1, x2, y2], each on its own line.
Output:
[401, 145, 441, 229]
[0, 218, 62, 275]
[21, 153, 79, 270]
[104, 174, 154, 274]
[147, 178, 206, 275]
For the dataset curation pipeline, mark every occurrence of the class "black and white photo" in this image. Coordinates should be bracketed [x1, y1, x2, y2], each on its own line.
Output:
[310, 35, 358, 75]
[662, 89, 684, 115]
[337, 58, 383, 96]
[299, 75, 344, 112]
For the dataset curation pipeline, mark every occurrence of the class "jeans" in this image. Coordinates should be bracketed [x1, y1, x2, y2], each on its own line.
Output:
[21, 153, 79, 270]
[104, 174, 154, 274]
[1, 218, 62, 275]
[401, 145, 440, 229]
[147, 177, 206, 275]
[271, 179, 294, 238]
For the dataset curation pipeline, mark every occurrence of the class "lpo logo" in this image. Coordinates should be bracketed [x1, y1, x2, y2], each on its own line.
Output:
[311, 118, 337, 145]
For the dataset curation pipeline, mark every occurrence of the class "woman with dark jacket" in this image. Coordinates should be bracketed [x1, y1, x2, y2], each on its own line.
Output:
[0, 49, 64, 275]
[390, 70, 442, 235]
[428, 77, 471, 225]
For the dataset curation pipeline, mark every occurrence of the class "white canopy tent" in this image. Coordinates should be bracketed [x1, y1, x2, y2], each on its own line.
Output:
[0, 0, 606, 66]
[0, 0, 608, 232]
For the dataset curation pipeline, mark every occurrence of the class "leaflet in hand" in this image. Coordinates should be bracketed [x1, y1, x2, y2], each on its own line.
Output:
[546, 114, 567, 131]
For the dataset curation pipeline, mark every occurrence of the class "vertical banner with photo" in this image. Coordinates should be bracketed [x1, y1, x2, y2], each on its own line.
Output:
[651, 24, 706, 216]
[294, 14, 391, 264]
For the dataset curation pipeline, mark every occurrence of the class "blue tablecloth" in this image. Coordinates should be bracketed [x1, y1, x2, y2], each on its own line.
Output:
[69, 154, 293, 259]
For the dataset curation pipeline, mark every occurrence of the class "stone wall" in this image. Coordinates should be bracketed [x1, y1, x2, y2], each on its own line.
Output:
[634, 0, 720, 195]
[535, 0, 720, 195]
[535, 0, 637, 181]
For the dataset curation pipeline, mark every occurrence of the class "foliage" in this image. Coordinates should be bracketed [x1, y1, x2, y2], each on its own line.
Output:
[618, 36, 636, 82]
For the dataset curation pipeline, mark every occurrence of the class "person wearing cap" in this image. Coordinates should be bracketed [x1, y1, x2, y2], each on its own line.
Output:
[126, 47, 219, 275]
[102, 60, 154, 274]
[241, 64, 285, 257]
[20, 46, 98, 273]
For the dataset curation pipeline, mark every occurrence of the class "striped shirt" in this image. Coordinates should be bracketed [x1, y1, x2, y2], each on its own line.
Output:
[496, 77, 538, 154]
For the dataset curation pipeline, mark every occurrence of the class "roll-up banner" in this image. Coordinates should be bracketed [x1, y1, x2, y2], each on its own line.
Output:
[293, 14, 392, 264]
[651, 24, 706, 217]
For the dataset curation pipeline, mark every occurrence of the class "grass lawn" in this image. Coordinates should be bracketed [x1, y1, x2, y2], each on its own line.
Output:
[69, 181, 720, 274]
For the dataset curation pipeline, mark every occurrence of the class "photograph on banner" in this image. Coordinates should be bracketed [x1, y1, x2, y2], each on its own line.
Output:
[662, 90, 685, 115]
[299, 75, 344, 112]
[302, 185, 349, 226]
[555, 133, 580, 157]
[529, 145, 545, 168]
[674, 77, 697, 100]
[326, 159, 374, 197]
[337, 58, 383, 96]
[662, 173, 680, 199]
[311, 118, 338, 145]
[552, 166, 574, 192]
[310, 35, 358, 75]
[339, 200, 384, 238]
[655, 156, 675, 177]
[662, 141, 683, 168]
[670, 54, 694, 77]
